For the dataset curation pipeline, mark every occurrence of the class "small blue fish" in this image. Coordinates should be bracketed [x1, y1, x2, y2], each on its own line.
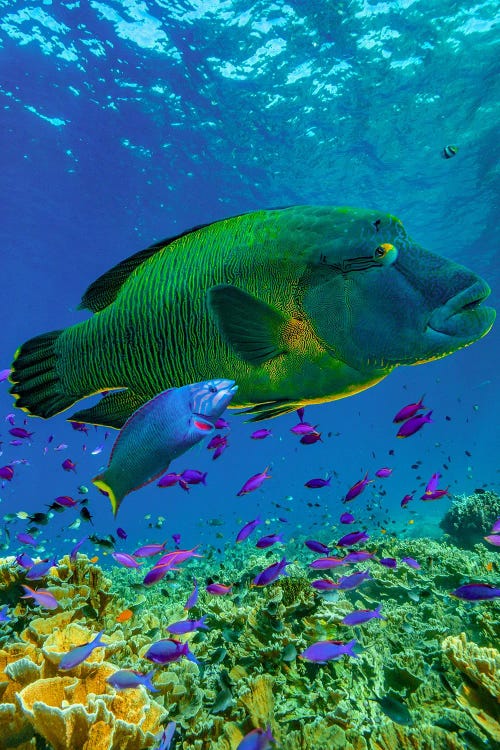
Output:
[145, 638, 198, 665]
[341, 604, 385, 626]
[59, 630, 107, 670]
[237, 724, 275, 750]
[93, 379, 237, 515]
[154, 722, 177, 750]
[166, 615, 209, 635]
[299, 639, 358, 663]
[236, 516, 262, 543]
[0, 605, 11, 622]
[106, 669, 157, 691]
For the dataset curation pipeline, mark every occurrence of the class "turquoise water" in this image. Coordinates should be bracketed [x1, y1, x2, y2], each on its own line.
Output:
[0, 2, 499, 748]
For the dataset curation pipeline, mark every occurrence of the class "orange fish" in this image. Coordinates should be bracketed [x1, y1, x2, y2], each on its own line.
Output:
[89, 556, 99, 563]
[116, 608, 133, 622]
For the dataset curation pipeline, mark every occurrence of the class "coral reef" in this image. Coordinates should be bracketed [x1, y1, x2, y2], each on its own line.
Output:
[439, 490, 500, 548]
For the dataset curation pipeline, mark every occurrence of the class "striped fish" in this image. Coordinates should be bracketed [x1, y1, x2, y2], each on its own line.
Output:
[9, 206, 495, 426]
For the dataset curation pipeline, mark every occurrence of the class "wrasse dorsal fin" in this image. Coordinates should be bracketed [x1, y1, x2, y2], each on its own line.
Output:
[78, 222, 214, 313]
[207, 284, 290, 366]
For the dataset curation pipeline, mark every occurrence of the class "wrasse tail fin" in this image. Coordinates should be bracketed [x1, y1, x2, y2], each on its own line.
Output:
[9, 330, 78, 418]
[93, 474, 122, 517]
[236, 399, 298, 422]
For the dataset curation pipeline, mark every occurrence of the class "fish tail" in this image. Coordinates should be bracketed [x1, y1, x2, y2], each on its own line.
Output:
[347, 639, 359, 657]
[92, 473, 122, 517]
[144, 670, 158, 692]
[9, 330, 79, 418]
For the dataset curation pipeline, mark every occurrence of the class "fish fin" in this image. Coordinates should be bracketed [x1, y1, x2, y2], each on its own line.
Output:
[207, 285, 291, 365]
[92, 474, 122, 517]
[78, 222, 219, 312]
[69, 389, 146, 429]
[9, 330, 79, 418]
[192, 416, 215, 434]
[236, 400, 298, 422]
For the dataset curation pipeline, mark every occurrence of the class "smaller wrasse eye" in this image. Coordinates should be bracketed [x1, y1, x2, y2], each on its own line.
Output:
[374, 243, 398, 265]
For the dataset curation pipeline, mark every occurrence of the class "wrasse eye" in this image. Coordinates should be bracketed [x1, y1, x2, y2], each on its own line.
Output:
[374, 243, 398, 265]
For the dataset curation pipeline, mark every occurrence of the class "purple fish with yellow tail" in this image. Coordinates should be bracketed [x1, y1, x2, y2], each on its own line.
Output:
[93, 379, 237, 515]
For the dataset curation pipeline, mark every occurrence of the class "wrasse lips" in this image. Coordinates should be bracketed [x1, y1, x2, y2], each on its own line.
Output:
[427, 279, 495, 338]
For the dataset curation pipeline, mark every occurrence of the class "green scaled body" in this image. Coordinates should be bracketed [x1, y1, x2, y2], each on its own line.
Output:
[10, 206, 495, 427]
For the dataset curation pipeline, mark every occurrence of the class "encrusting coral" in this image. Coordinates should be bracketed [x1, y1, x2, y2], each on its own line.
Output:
[439, 490, 500, 547]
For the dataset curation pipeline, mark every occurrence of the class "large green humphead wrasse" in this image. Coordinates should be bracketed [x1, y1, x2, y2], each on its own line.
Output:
[9, 206, 495, 426]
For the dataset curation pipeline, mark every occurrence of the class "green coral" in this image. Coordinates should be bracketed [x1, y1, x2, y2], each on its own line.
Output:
[439, 490, 500, 548]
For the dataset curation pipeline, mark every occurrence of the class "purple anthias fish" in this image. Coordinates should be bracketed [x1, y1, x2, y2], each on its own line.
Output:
[341, 604, 385, 626]
[400, 494, 413, 508]
[344, 473, 372, 503]
[116, 527, 128, 540]
[184, 578, 199, 609]
[25, 558, 57, 580]
[133, 542, 167, 558]
[70, 536, 89, 561]
[425, 472, 441, 493]
[375, 467, 392, 478]
[54, 495, 78, 508]
[9, 427, 33, 439]
[340, 550, 375, 563]
[256, 533, 283, 549]
[484, 535, 500, 546]
[143, 565, 176, 586]
[299, 639, 358, 663]
[16, 553, 34, 569]
[206, 583, 232, 595]
[237, 467, 271, 496]
[304, 475, 331, 489]
[309, 556, 346, 570]
[451, 583, 500, 601]
[0, 605, 11, 622]
[236, 724, 275, 750]
[492, 517, 500, 533]
[180, 469, 207, 485]
[0, 465, 14, 481]
[252, 558, 290, 587]
[393, 395, 425, 423]
[311, 578, 338, 591]
[236, 517, 262, 543]
[402, 557, 421, 569]
[156, 547, 202, 567]
[16, 532, 38, 547]
[305, 539, 330, 555]
[214, 417, 230, 429]
[172, 533, 181, 545]
[157, 473, 180, 488]
[250, 428, 272, 440]
[340, 512, 355, 524]
[62, 458, 77, 472]
[335, 570, 372, 590]
[145, 638, 198, 664]
[167, 615, 209, 634]
[59, 630, 107, 670]
[290, 421, 317, 435]
[21, 585, 58, 609]
[337, 530, 369, 547]
[107, 669, 158, 692]
[0, 368, 11, 382]
[154, 722, 177, 750]
[396, 411, 433, 438]
[111, 552, 142, 569]
[421, 487, 449, 501]
[300, 431, 322, 444]
[379, 557, 397, 569]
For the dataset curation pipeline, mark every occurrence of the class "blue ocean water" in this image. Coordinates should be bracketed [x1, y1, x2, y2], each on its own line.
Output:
[1, 0, 498, 555]
[0, 4, 499, 747]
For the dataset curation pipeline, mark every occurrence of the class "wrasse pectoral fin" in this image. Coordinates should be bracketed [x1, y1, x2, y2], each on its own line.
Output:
[207, 284, 289, 365]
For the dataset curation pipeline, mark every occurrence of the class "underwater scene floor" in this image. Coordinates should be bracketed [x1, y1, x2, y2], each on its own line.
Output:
[1, 490, 500, 750]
